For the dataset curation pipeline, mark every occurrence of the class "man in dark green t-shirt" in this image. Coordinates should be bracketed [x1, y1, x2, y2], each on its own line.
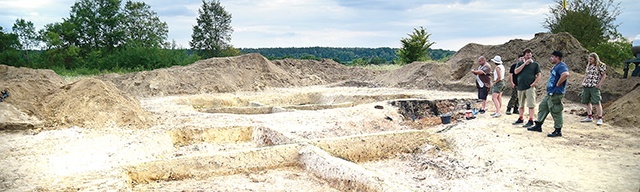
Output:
[512, 48, 541, 127]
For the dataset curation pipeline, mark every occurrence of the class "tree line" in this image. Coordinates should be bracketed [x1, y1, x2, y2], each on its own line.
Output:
[239, 47, 456, 65]
[0, 0, 233, 75]
[0, 0, 633, 76]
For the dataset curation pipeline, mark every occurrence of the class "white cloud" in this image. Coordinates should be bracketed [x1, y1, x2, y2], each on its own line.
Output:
[1, 0, 638, 51]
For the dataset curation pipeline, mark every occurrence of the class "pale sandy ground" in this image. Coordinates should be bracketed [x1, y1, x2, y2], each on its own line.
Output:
[1, 86, 639, 191]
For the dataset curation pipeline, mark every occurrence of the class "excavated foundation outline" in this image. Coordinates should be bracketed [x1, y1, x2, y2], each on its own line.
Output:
[63, 98, 474, 191]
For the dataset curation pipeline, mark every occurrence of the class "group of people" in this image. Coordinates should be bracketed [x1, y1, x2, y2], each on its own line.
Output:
[471, 49, 607, 137]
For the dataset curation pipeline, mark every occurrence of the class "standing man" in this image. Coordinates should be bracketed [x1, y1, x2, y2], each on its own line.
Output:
[506, 54, 523, 115]
[580, 52, 607, 125]
[528, 51, 570, 137]
[471, 56, 492, 114]
[512, 49, 541, 127]
[490, 55, 505, 117]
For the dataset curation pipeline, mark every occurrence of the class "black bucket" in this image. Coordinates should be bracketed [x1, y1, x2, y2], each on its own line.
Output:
[440, 114, 452, 124]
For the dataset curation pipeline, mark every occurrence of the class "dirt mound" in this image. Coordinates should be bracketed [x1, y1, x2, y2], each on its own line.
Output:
[372, 61, 473, 91]
[382, 32, 633, 104]
[604, 84, 640, 128]
[447, 32, 589, 88]
[448, 32, 588, 79]
[1, 65, 64, 129]
[371, 32, 593, 95]
[100, 53, 378, 97]
[271, 58, 378, 83]
[43, 78, 152, 128]
[0, 65, 151, 129]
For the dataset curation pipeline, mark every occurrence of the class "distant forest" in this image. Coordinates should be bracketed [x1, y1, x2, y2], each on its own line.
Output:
[239, 47, 456, 65]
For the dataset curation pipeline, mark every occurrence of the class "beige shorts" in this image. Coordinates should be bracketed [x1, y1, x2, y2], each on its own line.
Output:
[517, 87, 536, 108]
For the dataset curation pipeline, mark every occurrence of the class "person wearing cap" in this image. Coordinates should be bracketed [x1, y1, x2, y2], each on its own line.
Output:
[580, 52, 607, 125]
[512, 48, 541, 128]
[471, 56, 492, 114]
[527, 50, 570, 137]
[490, 55, 505, 117]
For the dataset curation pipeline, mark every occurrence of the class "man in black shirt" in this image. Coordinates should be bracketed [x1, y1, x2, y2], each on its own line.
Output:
[506, 54, 523, 115]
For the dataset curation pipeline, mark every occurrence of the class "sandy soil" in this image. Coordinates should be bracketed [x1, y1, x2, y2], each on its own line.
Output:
[1, 86, 638, 191]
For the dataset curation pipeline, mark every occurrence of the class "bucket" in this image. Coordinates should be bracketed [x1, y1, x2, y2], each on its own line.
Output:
[440, 113, 452, 124]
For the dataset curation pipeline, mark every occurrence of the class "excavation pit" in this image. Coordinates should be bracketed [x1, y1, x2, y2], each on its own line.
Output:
[185, 92, 418, 114]
[390, 98, 475, 125]
[124, 130, 447, 191]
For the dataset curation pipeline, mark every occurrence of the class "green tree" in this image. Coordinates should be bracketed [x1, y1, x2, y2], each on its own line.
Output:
[592, 38, 633, 68]
[67, 0, 124, 53]
[12, 19, 39, 65]
[397, 26, 435, 64]
[122, 1, 168, 48]
[190, 0, 233, 58]
[543, 0, 621, 51]
[369, 56, 387, 65]
[0, 26, 22, 65]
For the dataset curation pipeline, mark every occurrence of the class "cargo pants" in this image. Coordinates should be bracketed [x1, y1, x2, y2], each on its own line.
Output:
[506, 89, 519, 109]
[537, 94, 564, 129]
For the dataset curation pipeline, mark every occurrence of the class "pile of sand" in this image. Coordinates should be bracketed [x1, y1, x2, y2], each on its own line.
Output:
[372, 61, 473, 91]
[0, 65, 151, 129]
[42, 78, 151, 128]
[604, 84, 640, 128]
[100, 53, 378, 98]
[271, 58, 379, 83]
[1, 65, 64, 129]
[445, 32, 591, 94]
[375, 32, 635, 104]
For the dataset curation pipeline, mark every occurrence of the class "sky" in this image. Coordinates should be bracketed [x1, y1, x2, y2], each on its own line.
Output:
[0, 0, 638, 51]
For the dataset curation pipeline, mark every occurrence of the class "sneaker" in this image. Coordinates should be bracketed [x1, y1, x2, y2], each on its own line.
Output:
[492, 113, 502, 118]
[580, 117, 593, 123]
[506, 108, 512, 115]
[512, 118, 524, 125]
[596, 119, 603, 125]
[479, 109, 486, 114]
[522, 120, 534, 128]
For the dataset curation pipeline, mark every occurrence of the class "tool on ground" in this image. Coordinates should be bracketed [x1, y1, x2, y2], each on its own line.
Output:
[0, 89, 9, 102]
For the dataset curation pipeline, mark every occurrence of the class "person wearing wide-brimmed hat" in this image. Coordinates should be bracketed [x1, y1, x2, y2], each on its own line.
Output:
[490, 55, 505, 117]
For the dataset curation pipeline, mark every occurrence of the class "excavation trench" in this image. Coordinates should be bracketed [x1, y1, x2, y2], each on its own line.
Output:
[188, 92, 418, 114]
[123, 98, 470, 191]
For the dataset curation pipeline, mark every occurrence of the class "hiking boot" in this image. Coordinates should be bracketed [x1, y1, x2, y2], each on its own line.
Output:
[522, 120, 534, 128]
[512, 118, 524, 125]
[506, 108, 512, 115]
[527, 121, 542, 132]
[580, 117, 593, 122]
[596, 119, 603, 125]
[547, 128, 562, 137]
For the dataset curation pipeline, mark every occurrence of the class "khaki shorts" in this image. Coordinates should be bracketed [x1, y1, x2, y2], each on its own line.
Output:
[517, 87, 536, 108]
